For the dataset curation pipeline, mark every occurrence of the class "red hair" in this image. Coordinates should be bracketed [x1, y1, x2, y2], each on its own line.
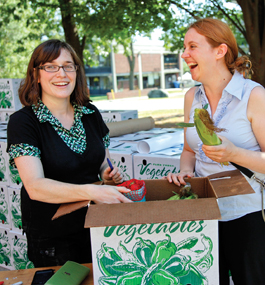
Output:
[189, 18, 252, 76]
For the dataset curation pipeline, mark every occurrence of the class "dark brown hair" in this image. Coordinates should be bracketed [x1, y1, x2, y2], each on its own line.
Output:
[19, 39, 90, 106]
[189, 18, 253, 76]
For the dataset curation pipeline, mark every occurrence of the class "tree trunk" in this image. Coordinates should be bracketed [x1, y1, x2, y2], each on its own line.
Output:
[237, 0, 265, 87]
[58, 0, 85, 65]
[126, 41, 135, 90]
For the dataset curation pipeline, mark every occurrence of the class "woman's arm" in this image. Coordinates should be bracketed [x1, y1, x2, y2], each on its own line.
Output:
[14, 155, 132, 204]
[202, 86, 265, 173]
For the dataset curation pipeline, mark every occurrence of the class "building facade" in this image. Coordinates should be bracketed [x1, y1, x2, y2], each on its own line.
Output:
[85, 41, 182, 95]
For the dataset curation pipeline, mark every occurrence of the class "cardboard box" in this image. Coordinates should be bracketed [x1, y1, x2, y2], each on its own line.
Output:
[0, 185, 11, 229]
[8, 162, 23, 189]
[100, 110, 138, 123]
[133, 152, 181, 179]
[109, 140, 137, 181]
[0, 79, 22, 111]
[0, 111, 13, 140]
[8, 187, 22, 234]
[109, 150, 134, 181]
[0, 227, 13, 270]
[53, 170, 254, 285]
[9, 230, 34, 270]
[0, 123, 7, 141]
[0, 111, 13, 123]
[0, 141, 9, 185]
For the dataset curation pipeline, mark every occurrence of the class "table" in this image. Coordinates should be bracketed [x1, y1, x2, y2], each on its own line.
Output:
[0, 263, 93, 285]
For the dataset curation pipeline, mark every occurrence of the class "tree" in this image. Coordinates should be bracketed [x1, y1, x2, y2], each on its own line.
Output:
[0, 0, 62, 78]
[1, 0, 264, 87]
[160, 0, 265, 87]
[236, 0, 265, 86]
[2, 0, 170, 89]
[84, 0, 172, 89]
[113, 37, 137, 91]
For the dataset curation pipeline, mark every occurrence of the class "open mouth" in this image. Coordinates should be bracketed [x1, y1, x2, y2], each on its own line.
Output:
[188, 63, 198, 70]
[53, 82, 69, 86]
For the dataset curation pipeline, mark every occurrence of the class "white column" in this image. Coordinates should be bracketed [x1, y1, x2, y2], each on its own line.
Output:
[138, 52, 143, 90]
[111, 44, 117, 92]
[160, 53, 165, 89]
[179, 53, 183, 81]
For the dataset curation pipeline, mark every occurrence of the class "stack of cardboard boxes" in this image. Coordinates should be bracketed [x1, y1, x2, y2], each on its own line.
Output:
[0, 79, 34, 270]
[108, 129, 184, 181]
[0, 81, 252, 284]
[99, 109, 138, 123]
[99, 109, 184, 181]
[0, 83, 184, 271]
[0, 81, 184, 271]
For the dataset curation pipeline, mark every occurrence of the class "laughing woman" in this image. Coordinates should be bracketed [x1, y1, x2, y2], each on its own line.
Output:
[7, 39, 132, 267]
[167, 18, 265, 285]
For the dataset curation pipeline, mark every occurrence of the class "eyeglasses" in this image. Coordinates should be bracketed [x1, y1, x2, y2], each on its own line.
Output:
[38, 64, 78, 72]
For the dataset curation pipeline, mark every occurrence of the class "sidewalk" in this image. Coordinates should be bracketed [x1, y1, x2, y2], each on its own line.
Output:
[92, 89, 186, 112]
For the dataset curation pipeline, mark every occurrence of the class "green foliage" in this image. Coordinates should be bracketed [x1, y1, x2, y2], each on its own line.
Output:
[0, 0, 62, 78]
[1, 0, 263, 86]
[161, 0, 246, 54]
[1, 0, 171, 78]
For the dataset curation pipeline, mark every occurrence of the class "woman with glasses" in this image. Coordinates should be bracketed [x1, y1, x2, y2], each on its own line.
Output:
[166, 18, 265, 284]
[6, 39, 132, 267]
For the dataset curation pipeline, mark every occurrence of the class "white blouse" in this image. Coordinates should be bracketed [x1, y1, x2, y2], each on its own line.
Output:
[186, 71, 265, 221]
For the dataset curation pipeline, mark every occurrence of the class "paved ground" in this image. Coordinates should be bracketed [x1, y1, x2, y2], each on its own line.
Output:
[92, 90, 186, 112]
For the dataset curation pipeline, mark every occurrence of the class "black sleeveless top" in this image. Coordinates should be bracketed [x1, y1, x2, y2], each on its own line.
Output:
[7, 102, 109, 237]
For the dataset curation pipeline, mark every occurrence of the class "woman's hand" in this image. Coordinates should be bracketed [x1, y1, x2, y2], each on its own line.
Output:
[202, 135, 237, 163]
[102, 165, 124, 184]
[165, 170, 194, 186]
[90, 185, 133, 204]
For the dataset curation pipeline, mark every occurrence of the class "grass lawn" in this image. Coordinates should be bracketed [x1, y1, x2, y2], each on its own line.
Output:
[90, 92, 185, 129]
[90, 95, 107, 101]
[139, 109, 184, 128]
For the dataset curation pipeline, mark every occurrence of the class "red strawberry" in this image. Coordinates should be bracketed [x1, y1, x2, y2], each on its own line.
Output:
[130, 185, 139, 191]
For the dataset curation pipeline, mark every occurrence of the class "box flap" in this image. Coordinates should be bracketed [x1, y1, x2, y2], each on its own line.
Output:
[84, 198, 221, 227]
[143, 178, 217, 200]
[208, 169, 255, 198]
[52, 200, 90, 220]
[52, 172, 253, 224]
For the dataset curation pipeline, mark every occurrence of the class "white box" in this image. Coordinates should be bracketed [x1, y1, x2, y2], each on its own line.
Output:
[100, 110, 138, 123]
[0, 123, 7, 141]
[55, 171, 254, 285]
[91, 220, 219, 285]
[0, 185, 11, 229]
[0, 141, 9, 185]
[0, 79, 22, 111]
[9, 230, 34, 270]
[2, 142, 22, 188]
[109, 149, 134, 181]
[133, 152, 181, 180]
[8, 162, 23, 189]
[0, 111, 13, 123]
[8, 187, 22, 234]
[0, 227, 13, 269]
[0, 111, 13, 140]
